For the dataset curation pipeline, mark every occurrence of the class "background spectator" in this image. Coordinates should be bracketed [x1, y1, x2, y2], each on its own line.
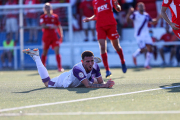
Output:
[159, 26, 176, 66]
[4, 0, 18, 43]
[79, 0, 96, 42]
[1, 33, 15, 69]
[24, 0, 40, 43]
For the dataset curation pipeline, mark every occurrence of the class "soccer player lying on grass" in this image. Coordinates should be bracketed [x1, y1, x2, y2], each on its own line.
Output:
[23, 48, 115, 88]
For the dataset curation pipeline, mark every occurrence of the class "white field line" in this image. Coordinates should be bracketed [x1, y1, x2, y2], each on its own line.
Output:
[0, 85, 179, 113]
[1, 111, 180, 116]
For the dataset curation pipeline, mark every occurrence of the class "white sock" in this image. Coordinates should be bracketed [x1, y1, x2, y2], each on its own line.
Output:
[144, 52, 152, 67]
[133, 49, 141, 57]
[33, 56, 50, 80]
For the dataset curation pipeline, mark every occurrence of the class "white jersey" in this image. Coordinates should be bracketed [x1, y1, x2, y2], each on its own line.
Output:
[48, 62, 101, 88]
[130, 11, 152, 38]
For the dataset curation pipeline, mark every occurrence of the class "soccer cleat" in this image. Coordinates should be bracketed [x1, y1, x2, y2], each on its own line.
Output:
[106, 70, 112, 78]
[122, 63, 127, 73]
[145, 65, 151, 69]
[94, 57, 102, 63]
[22, 48, 39, 57]
[58, 68, 64, 72]
[133, 56, 137, 66]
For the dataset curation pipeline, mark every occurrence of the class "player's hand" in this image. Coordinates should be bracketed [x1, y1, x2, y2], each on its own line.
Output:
[170, 22, 179, 30]
[113, 0, 121, 12]
[128, 7, 134, 14]
[106, 79, 115, 88]
[83, 17, 90, 22]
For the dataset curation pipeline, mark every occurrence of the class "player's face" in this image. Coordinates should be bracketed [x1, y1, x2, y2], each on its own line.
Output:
[138, 4, 145, 13]
[82, 56, 94, 73]
[44, 5, 51, 14]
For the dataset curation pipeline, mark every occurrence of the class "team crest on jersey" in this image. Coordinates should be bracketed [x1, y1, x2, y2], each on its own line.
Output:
[78, 72, 84, 78]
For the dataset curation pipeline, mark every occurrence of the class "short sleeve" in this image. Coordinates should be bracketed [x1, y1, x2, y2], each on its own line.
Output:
[39, 16, 44, 25]
[95, 64, 101, 78]
[55, 15, 60, 25]
[147, 15, 152, 22]
[130, 13, 135, 20]
[73, 66, 86, 82]
[162, 0, 172, 7]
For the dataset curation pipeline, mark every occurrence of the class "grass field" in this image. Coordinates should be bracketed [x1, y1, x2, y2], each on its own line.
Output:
[0, 67, 180, 120]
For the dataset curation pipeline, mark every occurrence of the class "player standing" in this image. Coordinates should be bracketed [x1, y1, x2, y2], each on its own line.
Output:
[126, 2, 160, 69]
[40, 3, 64, 72]
[161, 0, 180, 39]
[83, 0, 127, 78]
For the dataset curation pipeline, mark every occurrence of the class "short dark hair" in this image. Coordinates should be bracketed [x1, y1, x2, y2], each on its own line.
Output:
[81, 51, 94, 59]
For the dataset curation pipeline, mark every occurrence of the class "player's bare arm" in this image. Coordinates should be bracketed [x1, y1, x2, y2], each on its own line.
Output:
[149, 14, 161, 25]
[83, 15, 96, 22]
[113, 0, 121, 12]
[58, 25, 63, 38]
[161, 6, 179, 30]
[96, 76, 104, 84]
[81, 79, 114, 88]
[126, 7, 134, 23]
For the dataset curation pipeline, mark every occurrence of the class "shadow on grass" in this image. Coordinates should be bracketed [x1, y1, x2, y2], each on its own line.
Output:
[160, 83, 180, 92]
[12, 86, 107, 94]
[133, 68, 146, 72]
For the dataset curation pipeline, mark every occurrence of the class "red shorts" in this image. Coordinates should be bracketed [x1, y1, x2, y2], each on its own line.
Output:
[43, 38, 60, 50]
[96, 25, 119, 40]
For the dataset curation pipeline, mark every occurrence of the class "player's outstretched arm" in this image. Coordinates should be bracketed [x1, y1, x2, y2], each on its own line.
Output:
[161, 6, 179, 30]
[83, 15, 96, 22]
[126, 7, 134, 23]
[113, 0, 121, 12]
[149, 14, 161, 25]
[81, 79, 115, 88]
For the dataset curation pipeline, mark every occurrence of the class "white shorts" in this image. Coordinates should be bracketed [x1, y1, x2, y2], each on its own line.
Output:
[82, 16, 95, 29]
[6, 18, 18, 32]
[135, 34, 153, 49]
[48, 72, 69, 88]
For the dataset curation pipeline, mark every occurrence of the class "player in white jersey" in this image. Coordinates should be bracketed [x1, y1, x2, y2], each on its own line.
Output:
[126, 2, 161, 69]
[23, 48, 115, 88]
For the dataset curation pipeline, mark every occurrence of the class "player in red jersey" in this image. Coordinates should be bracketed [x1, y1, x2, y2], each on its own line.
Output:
[83, 0, 127, 78]
[161, 0, 180, 39]
[40, 3, 64, 72]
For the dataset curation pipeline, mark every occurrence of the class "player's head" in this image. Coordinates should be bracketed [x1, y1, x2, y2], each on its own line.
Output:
[6, 33, 12, 41]
[137, 2, 145, 13]
[43, 2, 53, 14]
[81, 51, 94, 72]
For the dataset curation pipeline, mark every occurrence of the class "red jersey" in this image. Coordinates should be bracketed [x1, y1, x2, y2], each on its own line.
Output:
[160, 33, 172, 42]
[80, 0, 94, 17]
[162, 0, 180, 24]
[40, 14, 60, 40]
[6, 0, 18, 18]
[24, 0, 40, 18]
[92, 0, 117, 28]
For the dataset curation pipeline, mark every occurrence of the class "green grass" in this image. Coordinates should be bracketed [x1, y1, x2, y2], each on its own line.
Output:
[0, 68, 180, 120]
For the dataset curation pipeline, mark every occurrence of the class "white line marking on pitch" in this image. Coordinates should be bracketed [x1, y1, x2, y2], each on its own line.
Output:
[0, 85, 179, 113]
[1, 111, 180, 116]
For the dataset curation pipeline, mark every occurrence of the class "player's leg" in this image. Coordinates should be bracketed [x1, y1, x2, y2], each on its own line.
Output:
[82, 16, 89, 42]
[97, 26, 111, 78]
[23, 48, 50, 87]
[7, 51, 13, 68]
[169, 46, 176, 65]
[107, 25, 127, 73]
[1, 52, 6, 68]
[54, 46, 64, 72]
[98, 39, 111, 77]
[110, 39, 127, 73]
[144, 44, 153, 69]
[42, 40, 50, 67]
